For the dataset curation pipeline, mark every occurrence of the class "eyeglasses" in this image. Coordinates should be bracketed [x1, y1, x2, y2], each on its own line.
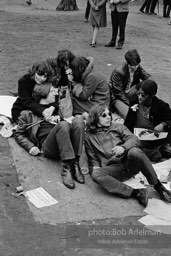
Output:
[100, 112, 112, 118]
[137, 92, 147, 98]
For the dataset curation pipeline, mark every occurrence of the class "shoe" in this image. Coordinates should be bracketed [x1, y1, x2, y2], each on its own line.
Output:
[84, 19, 89, 22]
[72, 161, 85, 184]
[89, 42, 96, 47]
[26, 1, 32, 5]
[159, 143, 171, 159]
[139, 9, 144, 13]
[145, 11, 150, 14]
[61, 163, 75, 189]
[155, 183, 171, 202]
[136, 189, 148, 207]
[151, 12, 157, 15]
[116, 44, 123, 50]
[105, 41, 115, 47]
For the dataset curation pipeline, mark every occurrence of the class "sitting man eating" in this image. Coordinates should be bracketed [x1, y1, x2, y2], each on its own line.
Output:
[14, 83, 85, 189]
[124, 80, 171, 162]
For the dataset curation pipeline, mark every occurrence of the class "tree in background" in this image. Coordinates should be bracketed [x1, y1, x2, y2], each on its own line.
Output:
[56, 0, 79, 11]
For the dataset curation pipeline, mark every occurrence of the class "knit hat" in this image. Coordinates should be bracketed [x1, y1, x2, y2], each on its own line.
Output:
[141, 80, 158, 96]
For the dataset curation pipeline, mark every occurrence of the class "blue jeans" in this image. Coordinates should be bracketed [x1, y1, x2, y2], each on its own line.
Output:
[91, 147, 158, 198]
[42, 117, 85, 161]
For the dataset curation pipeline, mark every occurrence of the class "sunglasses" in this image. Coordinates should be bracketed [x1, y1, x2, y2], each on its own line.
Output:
[137, 92, 147, 98]
[100, 112, 112, 118]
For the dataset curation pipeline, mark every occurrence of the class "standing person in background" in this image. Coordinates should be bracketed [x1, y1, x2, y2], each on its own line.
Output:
[150, 0, 158, 14]
[105, 0, 130, 49]
[85, 0, 91, 22]
[89, 0, 107, 47]
[139, 0, 153, 14]
[163, 0, 171, 17]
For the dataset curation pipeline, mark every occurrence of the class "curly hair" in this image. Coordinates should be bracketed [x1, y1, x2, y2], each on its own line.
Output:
[86, 103, 111, 133]
[57, 50, 76, 69]
[28, 60, 53, 81]
[71, 57, 90, 83]
[32, 83, 52, 103]
[124, 49, 141, 66]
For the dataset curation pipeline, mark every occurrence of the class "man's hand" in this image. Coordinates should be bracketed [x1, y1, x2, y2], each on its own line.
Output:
[112, 146, 125, 157]
[42, 106, 55, 120]
[154, 123, 164, 132]
[29, 146, 41, 156]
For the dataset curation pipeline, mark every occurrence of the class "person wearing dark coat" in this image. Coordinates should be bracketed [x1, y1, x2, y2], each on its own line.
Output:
[71, 56, 110, 115]
[11, 60, 57, 123]
[124, 80, 171, 162]
[85, 103, 171, 206]
[14, 83, 85, 189]
[109, 49, 152, 119]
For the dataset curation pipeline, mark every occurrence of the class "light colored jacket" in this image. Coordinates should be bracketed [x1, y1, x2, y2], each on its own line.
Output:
[110, 0, 130, 12]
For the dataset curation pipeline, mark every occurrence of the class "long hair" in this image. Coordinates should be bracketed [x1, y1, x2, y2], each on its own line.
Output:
[57, 50, 76, 69]
[71, 57, 90, 83]
[32, 83, 52, 103]
[28, 60, 53, 81]
[86, 103, 110, 133]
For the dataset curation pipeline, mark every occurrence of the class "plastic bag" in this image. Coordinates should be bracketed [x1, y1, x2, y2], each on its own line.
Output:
[59, 87, 73, 118]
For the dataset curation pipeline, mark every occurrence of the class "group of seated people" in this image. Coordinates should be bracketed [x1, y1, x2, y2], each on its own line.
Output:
[12, 48, 171, 207]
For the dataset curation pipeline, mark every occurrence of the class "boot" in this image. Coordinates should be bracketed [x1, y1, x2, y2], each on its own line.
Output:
[72, 160, 85, 184]
[132, 189, 148, 207]
[154, 180, 171, 202]
[61, 162, 75, 189]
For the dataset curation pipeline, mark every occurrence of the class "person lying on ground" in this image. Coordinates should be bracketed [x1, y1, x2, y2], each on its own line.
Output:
[109, 49, 153, 119]
[84, 103, 171, 207]
[11, 60, 57, 123]
[14, 83, 85, 189]
[70, 56, 110, 116]
[124, 80, 171, 162]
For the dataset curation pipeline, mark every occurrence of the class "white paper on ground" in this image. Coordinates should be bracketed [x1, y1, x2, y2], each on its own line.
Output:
[0, 95, 17, 118]
[25, 187, 58, 208]
[123, 177, 146, 189]
[138, 215, 171, 234]
[144, 198, 171, 221]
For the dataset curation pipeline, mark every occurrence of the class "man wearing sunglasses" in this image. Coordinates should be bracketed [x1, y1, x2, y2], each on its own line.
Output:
[124, 80, 171, 162]
[109, 49, 152, 119]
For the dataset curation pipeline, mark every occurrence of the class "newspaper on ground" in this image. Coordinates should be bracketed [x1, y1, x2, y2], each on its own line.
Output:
[25, 187, 58, 208]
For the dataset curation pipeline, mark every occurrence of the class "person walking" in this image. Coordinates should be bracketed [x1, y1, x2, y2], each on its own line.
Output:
[89, 0, 107, 47]
[105, 0, 130, 49]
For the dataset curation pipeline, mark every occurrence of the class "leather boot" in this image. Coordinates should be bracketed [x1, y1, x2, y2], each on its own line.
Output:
[132, 189, 148, 207]
[72, 161, 85, 184]
[61, 162, 75, 189]
[154, 180, 171, 202]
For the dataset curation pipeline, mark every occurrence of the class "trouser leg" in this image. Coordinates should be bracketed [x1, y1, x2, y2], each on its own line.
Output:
[125, 147, 158, 185]
[70, 116, 85, 157]
[118, 12, 128, 46]
[43, 121, 75, 160]
[145, 0, 152, 12]
[111, 10, 119, 43]
[150, 0, 158, 13]
[140, 0, 148, 11]
[85, 0, 90, 20]
[114, 99, 129, 119]
[91, 164, 133, 198]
